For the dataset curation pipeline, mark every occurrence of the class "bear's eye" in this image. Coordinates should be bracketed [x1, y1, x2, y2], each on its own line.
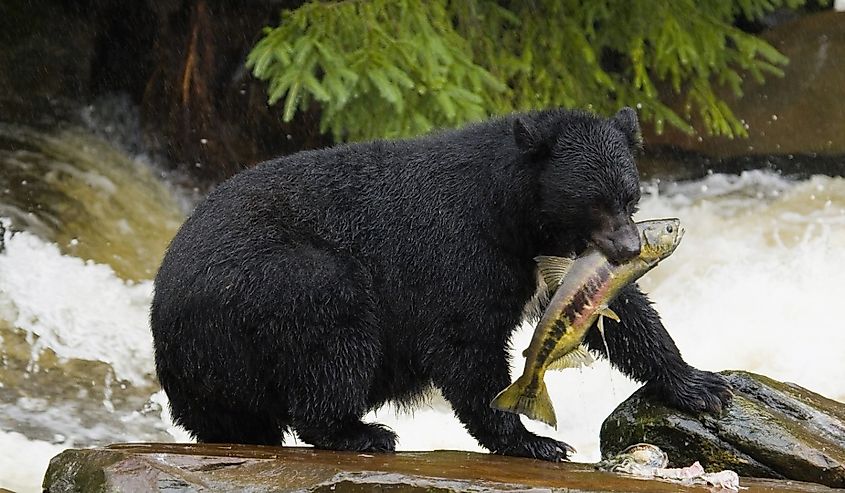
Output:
[666, 225, 673, 233]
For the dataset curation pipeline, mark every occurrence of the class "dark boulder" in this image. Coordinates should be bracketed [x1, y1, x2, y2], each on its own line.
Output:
[601, 370, 845, 488]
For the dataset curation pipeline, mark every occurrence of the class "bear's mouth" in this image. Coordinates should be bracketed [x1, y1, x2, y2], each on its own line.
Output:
[589, 222, 641, 264]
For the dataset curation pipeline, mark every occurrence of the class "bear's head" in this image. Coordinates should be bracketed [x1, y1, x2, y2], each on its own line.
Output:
[514, 107, 642, 263]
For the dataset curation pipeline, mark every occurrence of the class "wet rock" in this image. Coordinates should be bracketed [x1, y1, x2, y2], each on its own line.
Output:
[601, 370, 845, 488]
[43, 443, 840, 493]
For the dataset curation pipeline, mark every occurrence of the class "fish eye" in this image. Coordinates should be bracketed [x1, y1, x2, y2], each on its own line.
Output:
[666, 225, 673, 233]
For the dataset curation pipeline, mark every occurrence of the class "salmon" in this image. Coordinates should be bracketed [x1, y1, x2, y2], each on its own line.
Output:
[490, 218, 685, 427]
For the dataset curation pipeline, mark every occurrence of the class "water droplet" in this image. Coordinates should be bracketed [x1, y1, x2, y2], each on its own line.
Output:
[200, 138, 208, 144]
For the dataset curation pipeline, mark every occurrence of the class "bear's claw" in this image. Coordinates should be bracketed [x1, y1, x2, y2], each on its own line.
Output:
[494, 432, 575, 462]
[652, 366, 734, 415]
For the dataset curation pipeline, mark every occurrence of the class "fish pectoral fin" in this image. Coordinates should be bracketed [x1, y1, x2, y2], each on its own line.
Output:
[599, 306, 620, 323]
[547, 344, 595, 371]
[490, 376, 557, 428]
[534, 255, 574, 291]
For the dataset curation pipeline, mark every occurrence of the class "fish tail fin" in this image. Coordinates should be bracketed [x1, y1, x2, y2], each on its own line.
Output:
[490, 376, 557, 428]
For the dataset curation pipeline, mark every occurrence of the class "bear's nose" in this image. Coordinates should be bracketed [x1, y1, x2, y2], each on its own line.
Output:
[612, 233, 641, 262]
[593, 222, 641, 263]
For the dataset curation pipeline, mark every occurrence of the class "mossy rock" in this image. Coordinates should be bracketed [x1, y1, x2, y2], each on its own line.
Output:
[600, 370, 845, 488]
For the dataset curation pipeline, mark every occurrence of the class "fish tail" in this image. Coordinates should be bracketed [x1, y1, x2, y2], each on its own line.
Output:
[490, 376, 557, 428]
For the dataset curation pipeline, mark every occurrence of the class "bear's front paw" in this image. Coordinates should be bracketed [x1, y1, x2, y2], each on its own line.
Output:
[651, 366, 733, 414]
[493, 432, 576, 462]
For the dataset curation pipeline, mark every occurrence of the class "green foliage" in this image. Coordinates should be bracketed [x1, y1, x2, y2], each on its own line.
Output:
[248, 0, 811, 141]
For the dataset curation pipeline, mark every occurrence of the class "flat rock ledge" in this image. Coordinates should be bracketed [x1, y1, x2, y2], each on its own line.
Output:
[43, 443, 841, 492]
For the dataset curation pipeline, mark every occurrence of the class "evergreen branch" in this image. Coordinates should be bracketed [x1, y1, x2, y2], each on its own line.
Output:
[248, 0, 816, 141]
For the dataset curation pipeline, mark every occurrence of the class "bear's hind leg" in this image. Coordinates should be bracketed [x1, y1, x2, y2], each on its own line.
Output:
[278, 247, 396, 453]
[295, 418, 397, 452]
[166, 389, 285, 445]
[285, 306, 397, 453]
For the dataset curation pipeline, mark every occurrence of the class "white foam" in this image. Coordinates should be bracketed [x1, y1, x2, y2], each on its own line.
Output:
[640, 173, 845, 400]
[0, 225, 155, 385]
[0, 431, 67, 493]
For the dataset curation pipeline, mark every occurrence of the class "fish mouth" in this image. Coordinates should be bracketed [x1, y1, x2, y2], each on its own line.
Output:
[668, 226, 685, 252]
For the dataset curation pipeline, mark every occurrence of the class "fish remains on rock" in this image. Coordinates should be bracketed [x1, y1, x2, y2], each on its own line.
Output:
[491, 218, 685, 430]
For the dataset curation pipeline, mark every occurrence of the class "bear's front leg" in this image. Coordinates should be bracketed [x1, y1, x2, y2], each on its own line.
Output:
[429, 337, 574, 462]
[585, 283, 733, 413]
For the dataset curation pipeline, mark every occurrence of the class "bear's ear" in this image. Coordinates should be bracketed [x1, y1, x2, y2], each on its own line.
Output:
[612, 107, 642, 149]
[513, 117, 550, 158]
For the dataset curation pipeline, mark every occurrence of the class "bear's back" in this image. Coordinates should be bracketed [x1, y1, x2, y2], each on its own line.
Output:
[166, 117, 520, 259]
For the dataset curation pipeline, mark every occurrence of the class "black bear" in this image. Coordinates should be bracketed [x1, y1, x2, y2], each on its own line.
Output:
[151, 108, 731, 461]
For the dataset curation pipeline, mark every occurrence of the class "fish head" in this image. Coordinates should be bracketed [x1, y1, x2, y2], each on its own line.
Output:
[638, 218, 684, 262]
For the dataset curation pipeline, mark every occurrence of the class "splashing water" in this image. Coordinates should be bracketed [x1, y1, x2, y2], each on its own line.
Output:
[0, 123, 843, 491]
[0, 226, 154, 384]
[0, 122, 188, 492]
[0, 123, 185, 280]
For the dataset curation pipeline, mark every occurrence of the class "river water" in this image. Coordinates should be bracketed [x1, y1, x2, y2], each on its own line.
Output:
[0, 120, 843, 492]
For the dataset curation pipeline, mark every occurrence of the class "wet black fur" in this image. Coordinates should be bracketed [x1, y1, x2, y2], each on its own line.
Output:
[151, 108, 731, 461]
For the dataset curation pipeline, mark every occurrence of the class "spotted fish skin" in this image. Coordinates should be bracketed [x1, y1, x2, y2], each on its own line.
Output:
[490, 218, 684, 427]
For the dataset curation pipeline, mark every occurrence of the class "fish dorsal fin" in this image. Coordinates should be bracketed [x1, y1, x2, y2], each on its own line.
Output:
[547, 344, 595, 371]
[534, 255, 574, 291]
